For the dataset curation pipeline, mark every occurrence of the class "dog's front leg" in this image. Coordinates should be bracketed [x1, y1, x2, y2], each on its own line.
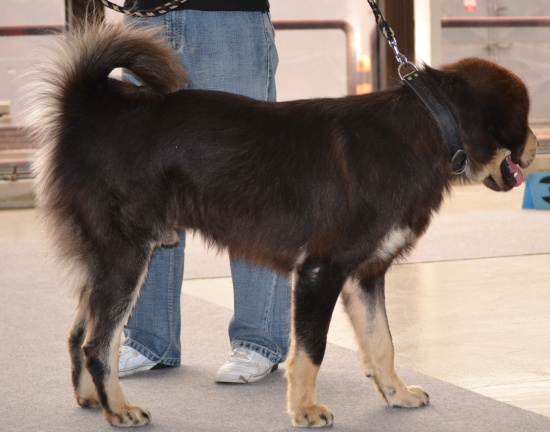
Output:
[287, 257, 344, 427]
[342, 275, 429, 408]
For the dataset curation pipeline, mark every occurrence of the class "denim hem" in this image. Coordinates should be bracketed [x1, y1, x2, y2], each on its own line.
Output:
[122, 339, 181, 367]
[232, 340, 285, 364]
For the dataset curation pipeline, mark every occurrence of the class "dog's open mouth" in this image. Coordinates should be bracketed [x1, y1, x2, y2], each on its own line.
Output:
[483, 155, 524, 191]
[504, 155, 524, 187]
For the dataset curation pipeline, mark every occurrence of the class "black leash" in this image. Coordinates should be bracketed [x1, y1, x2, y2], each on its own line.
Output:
[94, 0, 187, 17]
[366, 0, 467, 175]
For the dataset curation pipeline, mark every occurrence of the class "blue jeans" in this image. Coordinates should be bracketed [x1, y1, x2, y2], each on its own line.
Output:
[122, 10, 291, 366]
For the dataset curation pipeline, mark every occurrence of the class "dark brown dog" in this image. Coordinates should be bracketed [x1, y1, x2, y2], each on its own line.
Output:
[21, 22, 537, 427]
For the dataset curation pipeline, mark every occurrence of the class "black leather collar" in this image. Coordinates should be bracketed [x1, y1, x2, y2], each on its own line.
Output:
[401, 70, 468, 175]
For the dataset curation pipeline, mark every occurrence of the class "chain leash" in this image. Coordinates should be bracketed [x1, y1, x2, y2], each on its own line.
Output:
[94, 0, 188, 17]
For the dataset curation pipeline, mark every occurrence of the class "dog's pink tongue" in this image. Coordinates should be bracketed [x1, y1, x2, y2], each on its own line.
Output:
[506, 155, 524, 187]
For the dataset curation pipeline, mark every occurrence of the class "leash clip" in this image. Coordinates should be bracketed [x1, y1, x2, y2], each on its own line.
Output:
[389, 40, 411, 67]
[389, 40, 418, 77]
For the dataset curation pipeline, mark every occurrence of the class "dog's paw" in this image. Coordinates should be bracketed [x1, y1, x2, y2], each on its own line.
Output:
[290, 404, 334, 428]
[387, 385, 429, 408]
[105, 404, 151, 427]
[76, 395, 101, 409]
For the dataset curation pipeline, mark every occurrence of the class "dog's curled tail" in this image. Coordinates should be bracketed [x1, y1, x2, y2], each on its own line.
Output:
[19, 22, 188, 151]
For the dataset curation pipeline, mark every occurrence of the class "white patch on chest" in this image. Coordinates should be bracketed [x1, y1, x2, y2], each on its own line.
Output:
[374, 227, 414, 261]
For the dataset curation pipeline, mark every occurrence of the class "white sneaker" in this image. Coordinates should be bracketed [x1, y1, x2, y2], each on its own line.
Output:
[118, 345, 169, 377]
[215, 348, 278, 383]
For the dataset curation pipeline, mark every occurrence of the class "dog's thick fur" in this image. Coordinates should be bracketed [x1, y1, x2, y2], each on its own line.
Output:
[22, 22, 537, 427]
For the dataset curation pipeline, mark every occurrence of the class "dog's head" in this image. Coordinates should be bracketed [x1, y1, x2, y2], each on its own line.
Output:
[439, 58, 538, 191]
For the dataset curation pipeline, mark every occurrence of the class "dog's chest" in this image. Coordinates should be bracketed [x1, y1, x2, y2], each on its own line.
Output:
[372, 227, 415, 262]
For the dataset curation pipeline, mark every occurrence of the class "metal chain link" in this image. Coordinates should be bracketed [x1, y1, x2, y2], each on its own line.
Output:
[94, 0, 187, 17]
[365, 0, 413, 68]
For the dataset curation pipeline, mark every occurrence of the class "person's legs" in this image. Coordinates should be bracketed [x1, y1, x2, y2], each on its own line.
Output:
[120, 13, 186, 371]
[229, 259, 291, 364]
[122, 232, 185, 367]
[120, 10, 291, 377]
[172, 10, 278, 99]
[172, 10, 290, 366]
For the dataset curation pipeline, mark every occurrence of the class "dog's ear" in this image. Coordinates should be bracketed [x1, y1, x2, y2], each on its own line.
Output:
[443, 58, 531, 163]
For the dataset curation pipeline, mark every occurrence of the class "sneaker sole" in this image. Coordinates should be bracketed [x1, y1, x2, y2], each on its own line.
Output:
[119, 362, 174, 378]
[215, 363, 278, 384]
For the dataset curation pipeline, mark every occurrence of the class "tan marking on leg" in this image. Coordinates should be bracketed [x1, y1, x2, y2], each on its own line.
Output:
[69, 301, 101, 408]
[102, 323, 151, 427]
[287, 344, 333, 427]
[83, 259, 153, 427]
[286, 283, 334, 430]
[342, 278, 429, 408]
[76, 367, 101, 409]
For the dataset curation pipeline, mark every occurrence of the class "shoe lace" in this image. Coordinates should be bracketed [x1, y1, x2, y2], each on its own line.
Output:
[119, 346, 138, 358]
[229, 348, 251, 361]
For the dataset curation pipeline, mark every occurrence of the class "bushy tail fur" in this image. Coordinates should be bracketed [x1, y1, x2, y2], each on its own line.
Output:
[20, 21, 188, 197]
[17, 22, 189, 287]
[20, 21, 188, 155]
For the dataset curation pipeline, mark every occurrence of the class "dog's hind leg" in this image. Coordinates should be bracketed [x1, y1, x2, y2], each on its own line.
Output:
[287, 257, 344, 427]
[69, 294, 101, 408]
[80, 246, 153, 427]
[342, 275, 429, 408]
